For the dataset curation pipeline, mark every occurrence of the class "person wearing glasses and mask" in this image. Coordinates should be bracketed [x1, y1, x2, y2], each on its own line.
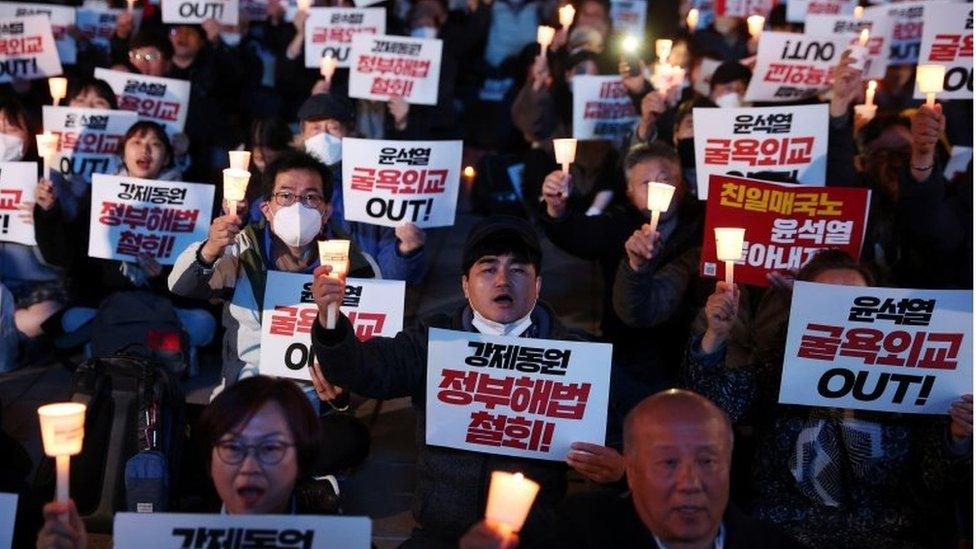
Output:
[37, 376, 332, 549]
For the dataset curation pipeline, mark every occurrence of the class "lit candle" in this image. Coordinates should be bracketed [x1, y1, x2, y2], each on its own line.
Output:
[537, 25, 556, 52]
[37, 403, 87, 510]
[484, 472, 540, 535]
[553, 138, 577, 198]
[228, 150, 251, 171]
[297, 0, 312, 11]
[646, 182, 675, 235]
[853, 5, 864, 18]
[462, 165, 476, 181]
[746, 15, 764, 38]
[49, 77, 67, 106]
[319, 240, 350, 328]
[36, 132, 58, 179]
[559, 4, 575, 28]
[320, 54, 338, 82]
[222, 167, 251, 219]
[847, 29, 869, 70]
[686, 8, 699, 30]
[865, 79, 877, 107]
[655, 39, 672, 64]
[915, 64, 945, 108]
[714, 227, 745, 285]
[854, 79, 878, 122]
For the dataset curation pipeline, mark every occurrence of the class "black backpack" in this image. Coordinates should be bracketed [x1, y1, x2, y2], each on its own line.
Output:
[89, 291, 190, 374]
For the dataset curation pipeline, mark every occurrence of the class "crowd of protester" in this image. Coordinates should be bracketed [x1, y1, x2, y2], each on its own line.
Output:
[0, 0, 972, 547]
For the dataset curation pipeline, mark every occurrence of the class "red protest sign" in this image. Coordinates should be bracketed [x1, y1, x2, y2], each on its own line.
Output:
[699, 174, 871, 287]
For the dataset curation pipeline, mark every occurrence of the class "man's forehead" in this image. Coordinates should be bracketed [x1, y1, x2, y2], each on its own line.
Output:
[475, 253, 530, 264]
[275, 169, 323, 191]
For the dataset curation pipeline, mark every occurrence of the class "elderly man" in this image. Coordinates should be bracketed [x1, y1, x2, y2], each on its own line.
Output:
[310, 215, 625, 548]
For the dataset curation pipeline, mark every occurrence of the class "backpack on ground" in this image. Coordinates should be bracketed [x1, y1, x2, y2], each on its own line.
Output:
[89, 291, 190, 375]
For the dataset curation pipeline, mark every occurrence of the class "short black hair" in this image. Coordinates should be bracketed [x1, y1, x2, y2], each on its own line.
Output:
[623, 141, 681, 174]
[67, 77, 118, 110]
[262, 149, 334, 202]
[250, 117, 294, 152]
[856, 113, 911, 152]
[130, 29, 174, 60]
[463, 231, 542, 275]
[797, 249, 874, 285]
[118, 121, 174, 170]
[674, 96, 717, 138]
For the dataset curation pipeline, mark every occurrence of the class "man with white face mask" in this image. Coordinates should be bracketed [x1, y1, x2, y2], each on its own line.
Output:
[168, 150, 377, 398]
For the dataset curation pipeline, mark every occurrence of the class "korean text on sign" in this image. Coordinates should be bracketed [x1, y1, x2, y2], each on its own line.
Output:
[426, 328, 612, 461]
[94, 67, 191, 134]
[341, 138, 461, 229]
[161, 0, 240, 26]
[348, 34, 443, 106]
[572, 75, 640, 145]
[42, 106, 139, 182]
[0, 3, 76, 65]
[88, 174, 214, 266]
[0, 14, 62, 83]
[699, 174, 870, 288]
[259, 270, 405, 381]
[692, 104, 829, 199]
[745, 31, 848, 102]
[805, 11, 892, 81]
[303, 8, 385, 69]
[779, 282, 972, 414]
[0, 162, 38, 246]
[914, 3, 973, 100]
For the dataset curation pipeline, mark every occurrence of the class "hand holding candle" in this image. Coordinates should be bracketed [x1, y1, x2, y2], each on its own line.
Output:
[855, 80, 878, 123]
[38, 403, 87, 509]
[318, 240, 350, 329]
[537, 25, 556, 54]
[747, 15, 764, 39]
[714, 227, 745, 285]
[49, 77, 67, 106]
[645, 181, 675, 235]
[915, 64, 945, 108]
[552, 138, 576, 198]
[223, 167, 251, 219]
[36, 132, 58, 179]
[320, 54, 338, 83]
[559, 4, 575, 28]
[485, 472, 540, 536]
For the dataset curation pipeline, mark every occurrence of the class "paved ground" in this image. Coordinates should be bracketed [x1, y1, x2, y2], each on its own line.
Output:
[0, 185, 604, 547]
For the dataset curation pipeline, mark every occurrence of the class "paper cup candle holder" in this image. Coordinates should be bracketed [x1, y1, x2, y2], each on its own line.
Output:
[714, 227, 746, 285]
[38, 403, 87, 505]
[553, 138, 577, 198]
[915, 64, 946, 108]
[747, 15, 764, 39]
[319, 240, 351, 329]
[537, 26, 556, 54]
[223, 167, 251, 218]
[320, 55, 338, 83]
[485, 471, 541, 536]
[36, 132, 59, 179]
[558, 4, 575, 28]
[49, 77, 68, 106]
[646, 182, 676, 235]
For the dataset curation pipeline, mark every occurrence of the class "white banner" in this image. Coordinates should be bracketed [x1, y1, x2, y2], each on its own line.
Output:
[348, 34, 443, 106]
[692, 104, 829, 199]
[425, 328, 612, 461]
[914, 2, 972, 100]
[780, 282, 973, 414]
[42, 106, 139, 182]
[340, 137, 461, 228]
[94, 68, 191, 134]
[0, 493, 16, 549]
[745, 32, 848, 102]
[0, 14, 63, 83]
[805, 11, 892, 81]
[786, 0, 856, 24]
[571, 75, 639, 145]
[259, 271, 404, 381]
[88, 174, 213, 265]
[161, 0, 240, 25]
[114, 513, 372, 549]
[610, 0, 647, 37]
[885, 1, 926, 65]
[304, 8, 385, 69]
[76, 8, 142, 54]
[0, 3, 76, 65]
[0, 162, 38, 246]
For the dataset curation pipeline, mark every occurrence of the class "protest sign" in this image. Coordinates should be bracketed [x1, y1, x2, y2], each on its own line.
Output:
[348, 34, 442, 105]
[786, 0, 856, 24]
[0, 493, 16, 549]
[805, 11, 892, 81]
[88, 174, 213, 265]
[610, 0, 647, 38]
[426, 328, 612, 461]
[114, 512, 372, 549]
[76, 7, 142, 54]
[700, 174, 870, 287]
[914, 2, 972, 100]
[341, 137, 461, 228]
[0, 162, 38, 246]
[259, 271, 405, 381]
[94, 68, 191, 134]
[240, 0, 268, 21]
[713, 0, 773, 17]
[571, 75, 640, 145]
[745, 31, 848, 102]
[304, 8, 385, 69]
[0, 3, 76, 65]
[161, 0, 239, 25]
[42, 106, 139, 182]
[944, 146, 973, 180]
[0, 14, 63, 83]
[692, 104, 829, 199]
[779, 281, 972, 414]
[885, 1, 926, 65]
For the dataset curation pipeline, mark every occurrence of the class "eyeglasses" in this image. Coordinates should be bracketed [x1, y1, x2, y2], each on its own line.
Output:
[273, 191, 326, 208]
[214, 440, 295, 466]
[129, 50, 163, 63]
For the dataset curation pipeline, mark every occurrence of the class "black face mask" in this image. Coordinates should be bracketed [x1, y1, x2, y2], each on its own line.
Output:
[677, 138, 696, 168]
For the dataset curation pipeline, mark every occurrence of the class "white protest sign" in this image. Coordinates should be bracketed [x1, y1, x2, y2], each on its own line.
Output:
[348, 34, 443, 106]
[42, 106, 139, 182]
[715, 0, 774, 17]
[885, 1, 926, 65]
[352, 0, 386, 6]
[88, 174, 214, 265]
[786, 0, 856, 24]
[0, 14, 63, 83]
[692, 104, 829, 199]
[94, 68, 191, 134]
[745, 31, 849, 102]
[0, 162, 38, 246]
[341, 137, 461, 228]
[304, 8, 385, 69]
[914, 2, 972, 100]
[161, 0, 240, 25]
[805, 12, 892, 80]
[76, 8, 142, 54]
[0, 493, 16, 549]
[944, 145, 973, 180]
[610, 0, 647, 37]
[425, 328, 612, 462]
[114, 512, 372, 549]
[258, 271, 405, 381]
[571, 75, 640, 145]
[780, 281, 973, 414]
[0, 3, 76, 65]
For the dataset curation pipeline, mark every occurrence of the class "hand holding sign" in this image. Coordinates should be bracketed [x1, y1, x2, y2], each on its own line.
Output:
[565, 442, 625, 483]
[701, 280, 740, 354]
[395, 222, 425, 254]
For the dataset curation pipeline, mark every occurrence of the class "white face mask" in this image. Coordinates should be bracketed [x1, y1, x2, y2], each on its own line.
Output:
[305, 132, 342, 166]
[714, 92, 745, 109]
[221, 32, 242, 47]
[0, 133, 24, 162]
[410, 26, 438, 39]
[272, 202, 323, 248]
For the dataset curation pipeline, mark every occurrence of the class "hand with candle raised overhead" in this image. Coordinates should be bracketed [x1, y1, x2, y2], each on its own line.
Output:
[541, 170, 570, 218]
[459, 520, 519, 549]
[618, 59, 648, 96]
[567, 442, 625, 483]
[37, 500, 88, 549]
[623, 223, 659, 272]
[909, 103, 945, 181]
[949, 395, 973, 443]
[313, 264, 346, 329]
[530, 55, 552, 92]
[700, 281, 739, 354]
[830, 51, 863, 118]
[200, 214, 242, 264]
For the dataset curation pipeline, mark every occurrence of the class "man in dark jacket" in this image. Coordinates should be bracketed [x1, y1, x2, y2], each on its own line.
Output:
[310, 216, 624, 547]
